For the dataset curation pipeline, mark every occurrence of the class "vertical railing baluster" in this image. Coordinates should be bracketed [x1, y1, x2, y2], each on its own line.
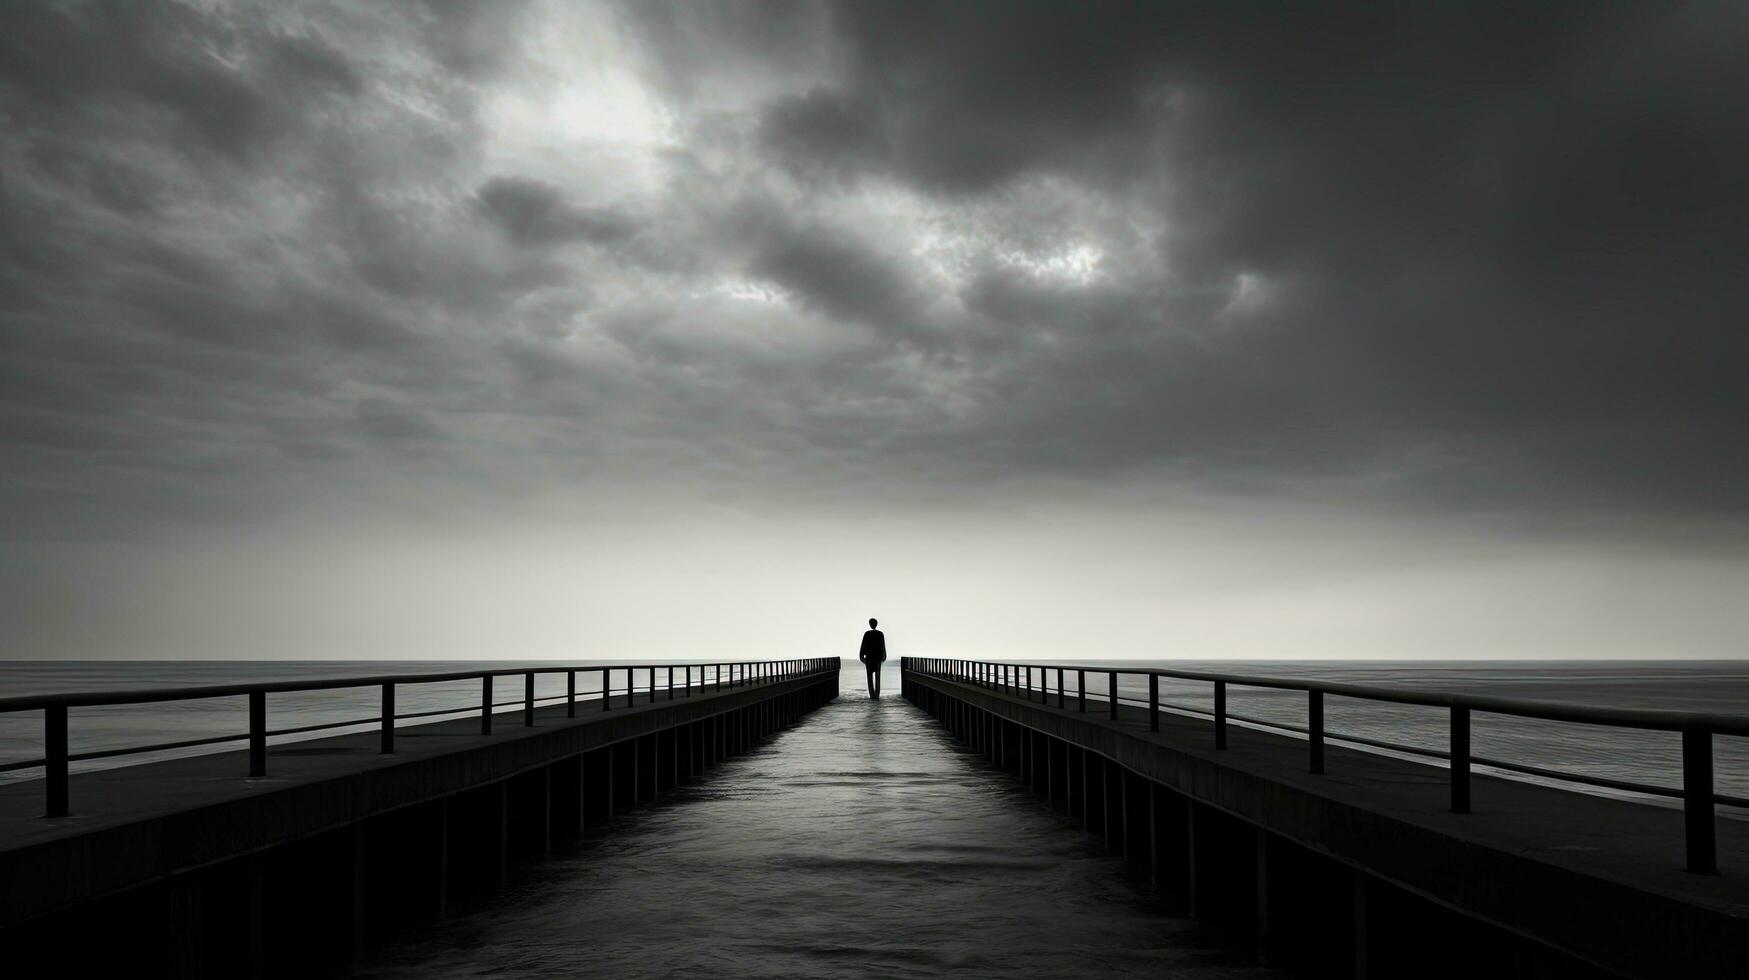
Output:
[567, 671, 576, 717]
[1078, 669, 1086, 713]
[668, 665, 675, 700]
[1308, 691, 1324, 774]
[45, 704, 68, 818]
[602, 667, 611, 711]
[1450, 705, 1470, 813]
[1108, 672, 1118, 720]
[481, 675, 494, 734]
[1057, 667, 1065, 709]
[1214, 681, 1227, 749]
[249, 690, 266, 776]
[381, 683, 395, 754]
[1149, 674, 1159, 732]
[524, 672, 535, 727]
[1684, 725, 1715, 874]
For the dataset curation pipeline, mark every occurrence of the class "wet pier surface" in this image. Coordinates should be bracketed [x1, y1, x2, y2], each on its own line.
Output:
[356, 675, 1284, 979]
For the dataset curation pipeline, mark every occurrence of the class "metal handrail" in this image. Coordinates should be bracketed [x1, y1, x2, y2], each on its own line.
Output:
[903, 656, 1738, 875]
[6, 657, 840, 819]
[1099, 690, 1749, 809]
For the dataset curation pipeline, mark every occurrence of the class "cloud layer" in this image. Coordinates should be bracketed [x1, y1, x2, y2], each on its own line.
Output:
[2, 2, 1747, 658]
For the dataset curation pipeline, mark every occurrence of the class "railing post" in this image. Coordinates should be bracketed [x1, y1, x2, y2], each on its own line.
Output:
[1057, 667, 1065, 709]
[603, 668, 611, 711]
[668, 665, 675, 700]
[1308, 691, 1324, 774]
[1214, 681, 1227, 749]
[45, 704, 68, 818]
[1078, 669, 1086, 713]
[525, 672, 536, 727]
[249, 690, 266, 777]
[1684, 725, 1716, 874]
[684, 665, 692, 697]
[1108, 672, 1118, 720]
[1450, 705, 1470, 814]
[381, 683, 395, 754]
[482, 675, 494, 735]
[649, 667, 657, 703]
[567, 671, 576, 717]
[1149, 674, 1159, 732]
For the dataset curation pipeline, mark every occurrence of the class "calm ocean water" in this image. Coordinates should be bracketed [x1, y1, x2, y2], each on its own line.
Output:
[2, 659, 1745, 977]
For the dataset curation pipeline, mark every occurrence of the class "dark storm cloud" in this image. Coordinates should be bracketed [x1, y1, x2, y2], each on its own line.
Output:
[0, 1, 360, 163]
[718, 1, 1749, 512]
[3, 1, 1748, 544]
[743, 212, 925, 333]
[476, 176, 638, 247]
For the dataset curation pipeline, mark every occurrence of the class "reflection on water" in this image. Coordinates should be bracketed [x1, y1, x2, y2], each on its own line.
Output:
[355, 664, 1285, 979]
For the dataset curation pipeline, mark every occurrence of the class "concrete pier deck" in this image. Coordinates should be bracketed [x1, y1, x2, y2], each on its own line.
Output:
[905, 668, 1749, 979]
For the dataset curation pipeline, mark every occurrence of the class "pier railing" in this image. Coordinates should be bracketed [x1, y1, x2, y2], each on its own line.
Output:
[903, 656, 1749, 874]
[2, 658, 839, 819]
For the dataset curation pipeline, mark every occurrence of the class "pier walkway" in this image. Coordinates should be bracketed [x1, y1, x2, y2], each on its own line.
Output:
[357, 669, 1285, 979]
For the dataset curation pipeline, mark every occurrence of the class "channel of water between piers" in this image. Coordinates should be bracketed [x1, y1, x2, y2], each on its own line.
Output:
[355, 663, 1286, 979]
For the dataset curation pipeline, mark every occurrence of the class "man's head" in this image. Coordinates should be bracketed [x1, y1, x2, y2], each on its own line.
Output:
[869, 618, 878, 628]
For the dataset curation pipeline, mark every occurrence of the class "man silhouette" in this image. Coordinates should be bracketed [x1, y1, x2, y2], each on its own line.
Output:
[859, 618, 886, 698]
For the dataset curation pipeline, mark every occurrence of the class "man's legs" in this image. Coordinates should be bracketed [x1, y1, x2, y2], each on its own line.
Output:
[866, 666, 879, 699]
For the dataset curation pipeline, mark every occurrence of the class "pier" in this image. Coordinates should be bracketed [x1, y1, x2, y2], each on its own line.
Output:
[3, 657, 1747, 978]
[0, 659, 839, 976]
[902, 657, 1749, 979]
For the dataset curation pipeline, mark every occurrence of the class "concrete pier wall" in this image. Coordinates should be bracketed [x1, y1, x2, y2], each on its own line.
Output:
[0, 671, 838, 977]
[904, 666, 1748, 980]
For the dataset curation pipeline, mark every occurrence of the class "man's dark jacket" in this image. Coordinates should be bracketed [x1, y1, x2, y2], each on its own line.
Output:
[859, 629, 886, 666]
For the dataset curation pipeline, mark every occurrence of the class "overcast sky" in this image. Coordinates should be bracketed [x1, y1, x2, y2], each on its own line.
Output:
[2, 1, 1746, 661]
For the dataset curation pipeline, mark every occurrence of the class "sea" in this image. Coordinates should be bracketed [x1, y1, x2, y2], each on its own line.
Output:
[2, 659, 1745, 978]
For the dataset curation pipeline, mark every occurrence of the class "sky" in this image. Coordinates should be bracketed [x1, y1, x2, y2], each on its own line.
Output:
[1, 1, 1746, 661]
